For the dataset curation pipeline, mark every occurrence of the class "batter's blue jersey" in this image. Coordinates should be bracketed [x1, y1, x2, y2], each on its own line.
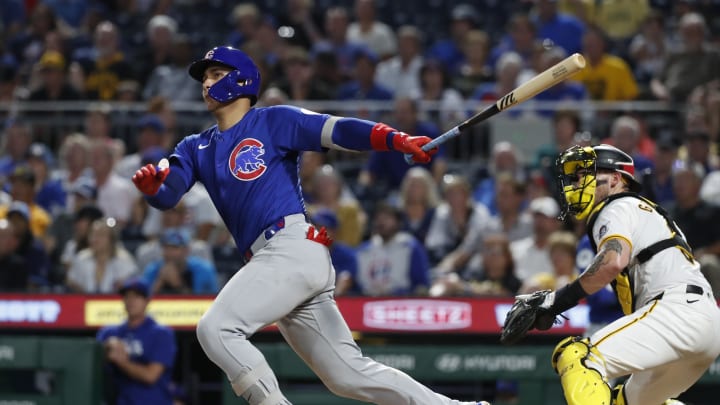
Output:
[165, 106, 329, 253]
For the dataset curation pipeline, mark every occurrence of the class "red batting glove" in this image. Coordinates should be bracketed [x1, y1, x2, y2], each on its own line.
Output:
[306, 225, 333, 247]
[132, 163, 169, 196]
[391, 132, 438, 164]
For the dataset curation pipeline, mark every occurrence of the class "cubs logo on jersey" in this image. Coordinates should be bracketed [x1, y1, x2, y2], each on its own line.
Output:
[228, 138, 267, 181]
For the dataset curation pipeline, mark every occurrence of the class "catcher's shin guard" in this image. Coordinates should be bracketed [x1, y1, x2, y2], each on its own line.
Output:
[551, 336, 611, 405]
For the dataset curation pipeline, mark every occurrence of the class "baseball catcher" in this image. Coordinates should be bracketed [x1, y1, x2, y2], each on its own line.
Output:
[500, 144, 720, 405]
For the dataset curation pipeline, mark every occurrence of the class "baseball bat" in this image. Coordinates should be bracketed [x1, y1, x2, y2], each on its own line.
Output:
[404, 52, 586, 164]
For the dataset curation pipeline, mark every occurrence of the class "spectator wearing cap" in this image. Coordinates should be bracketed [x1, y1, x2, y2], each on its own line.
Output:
[66, 217, 138, 293]
[0, 119, 33, 179]
[508, 195, 562, 281]
[668, 162, 720, 296]
[375, 25, 424, 98]
[135, 199, 216, 270]
[310, 209, 358, 297]
[426, 4, 479, 74]
[0, 165, 52, 237]
[346, 0, 397, 60]
[353, 202, 431, 296]
[90, 139, 139, 228]
[116, 115, 168, 180]
[97, 277, 177, 405]
[28, 50, 81, 102]
[142, 229, 218, 295]
[0, 218, 32, 292]
[1, 201, 50, 288]
[26, 143, 67, 217]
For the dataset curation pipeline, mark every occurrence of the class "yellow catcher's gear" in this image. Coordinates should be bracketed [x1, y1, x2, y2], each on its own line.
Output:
[552, 337, 611, 405]
[556, 146, 599, 220]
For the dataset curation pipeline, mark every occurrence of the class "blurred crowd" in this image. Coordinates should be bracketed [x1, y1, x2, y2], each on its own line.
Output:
[1, 0, 720, 300]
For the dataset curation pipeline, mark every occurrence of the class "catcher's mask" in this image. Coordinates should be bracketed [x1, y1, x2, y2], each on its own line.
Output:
[555, 144, 641, 220]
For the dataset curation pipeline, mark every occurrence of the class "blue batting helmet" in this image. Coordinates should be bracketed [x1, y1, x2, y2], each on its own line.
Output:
[188, 46, 261, 105]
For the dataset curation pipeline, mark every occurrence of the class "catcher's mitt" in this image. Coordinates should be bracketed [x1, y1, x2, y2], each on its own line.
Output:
[500, 290, 555, 345]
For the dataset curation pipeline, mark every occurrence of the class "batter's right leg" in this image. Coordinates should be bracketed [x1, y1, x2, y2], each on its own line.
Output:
[277, 291, 488, 405]
[197, 231, 336, 405]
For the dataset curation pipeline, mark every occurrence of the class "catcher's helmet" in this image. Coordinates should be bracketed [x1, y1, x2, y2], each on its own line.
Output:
[555, 144, 641, 220]
[593, 144, 642, 192]
[188, 46, 261, 105]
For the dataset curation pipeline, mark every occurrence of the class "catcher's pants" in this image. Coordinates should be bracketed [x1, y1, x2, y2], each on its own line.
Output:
[197, 217, 474, 405]
[590, 284, 720, 405]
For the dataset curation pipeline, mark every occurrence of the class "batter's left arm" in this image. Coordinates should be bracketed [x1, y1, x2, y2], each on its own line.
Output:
[321, 117, 437, 164]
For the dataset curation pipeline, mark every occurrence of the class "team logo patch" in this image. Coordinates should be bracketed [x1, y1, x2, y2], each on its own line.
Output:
[598, 224, 608, 239]
[228, 138, 266, 181]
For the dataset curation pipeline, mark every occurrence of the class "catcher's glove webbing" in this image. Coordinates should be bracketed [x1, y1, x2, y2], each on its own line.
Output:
[500, 290, 557, 345]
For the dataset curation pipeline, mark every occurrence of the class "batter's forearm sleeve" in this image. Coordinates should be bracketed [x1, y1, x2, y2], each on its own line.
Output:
[327, 117, 398, 151]
[144, 170, 186, 210]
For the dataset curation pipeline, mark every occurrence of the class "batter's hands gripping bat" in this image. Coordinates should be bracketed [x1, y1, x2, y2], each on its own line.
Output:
[404, 52, 587, 164]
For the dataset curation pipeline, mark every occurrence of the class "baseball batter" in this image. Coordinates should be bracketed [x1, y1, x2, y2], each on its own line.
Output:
[131, 46, 490, 405]
[530, 144, 720, 405]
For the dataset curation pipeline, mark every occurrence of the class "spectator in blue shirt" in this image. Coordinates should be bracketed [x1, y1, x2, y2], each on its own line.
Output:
[336, 47, 393, 103]
[142, 229, 218, 295]
[26, 143, 66, 217]
[532, 0, 585, 55]
[426, 3, 479, 74]
[97, 278, 177, 405]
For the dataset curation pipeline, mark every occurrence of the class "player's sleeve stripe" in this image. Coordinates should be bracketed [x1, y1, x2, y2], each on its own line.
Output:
[320, 115, 352, 151]
[598, 234, 633, 252]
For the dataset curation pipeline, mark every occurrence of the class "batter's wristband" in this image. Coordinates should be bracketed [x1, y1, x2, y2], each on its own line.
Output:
[551, 280, 589, 315]
[370, 123, 396, 151]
